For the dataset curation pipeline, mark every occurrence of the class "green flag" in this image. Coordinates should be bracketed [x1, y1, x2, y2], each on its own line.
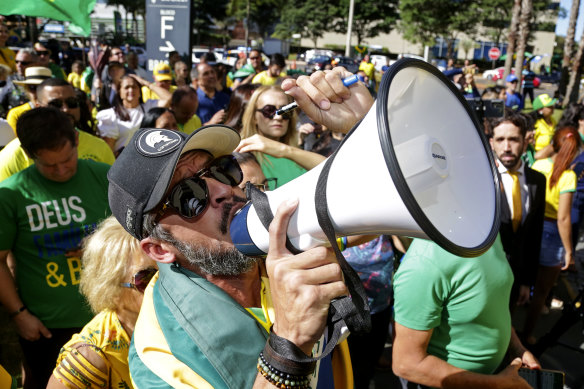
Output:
[0, 0, 97, 36]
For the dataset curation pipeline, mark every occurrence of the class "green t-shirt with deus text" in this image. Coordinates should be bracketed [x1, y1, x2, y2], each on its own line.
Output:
[0, 159, 111, 328]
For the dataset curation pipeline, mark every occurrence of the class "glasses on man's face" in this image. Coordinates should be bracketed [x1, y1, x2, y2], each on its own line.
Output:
[47, 97, 79, 109]
[249, 56, 261, 61]
[120, 267, 157, 293]
[256, 105, 292, 120]
[15, 60, 31, 66]
[35, 51, 49, 57]
[158, 155, 243, 219]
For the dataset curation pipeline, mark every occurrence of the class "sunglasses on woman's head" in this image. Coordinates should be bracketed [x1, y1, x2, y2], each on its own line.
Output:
[256, 105, 292, 120]
[120, 267, 157, 293]
[158, 155, 243, 219]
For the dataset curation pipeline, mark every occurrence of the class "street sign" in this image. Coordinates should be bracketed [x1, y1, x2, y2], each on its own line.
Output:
[488, 47, 501, 61]
[145, 0, 191, 72]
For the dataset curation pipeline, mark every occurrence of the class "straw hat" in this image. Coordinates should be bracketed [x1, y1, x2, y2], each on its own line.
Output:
[13, 67, 52, 85]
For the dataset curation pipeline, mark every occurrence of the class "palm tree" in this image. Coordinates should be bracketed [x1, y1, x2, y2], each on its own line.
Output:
[503, 0, 521, 82]
[559, 0, 580, 99]
[513, 0, 532, 95]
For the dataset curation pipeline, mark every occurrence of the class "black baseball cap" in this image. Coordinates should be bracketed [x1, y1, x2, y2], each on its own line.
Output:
[107, 125, 241, 240]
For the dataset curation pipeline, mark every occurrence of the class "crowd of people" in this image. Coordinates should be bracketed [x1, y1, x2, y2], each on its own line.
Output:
[0, 16, 582, 389]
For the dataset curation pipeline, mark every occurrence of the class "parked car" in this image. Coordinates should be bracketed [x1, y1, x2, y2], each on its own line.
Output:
[299, 49, 335, 63]
[333, 56, 359, 73]
[306, 55, 332, 73]
[483, 67, 514, 81]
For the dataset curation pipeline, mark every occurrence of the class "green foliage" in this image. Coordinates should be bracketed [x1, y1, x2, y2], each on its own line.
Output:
[274, 0, 337, 47]
[334, 0, 398, 45]
[227, 0, 284, 39]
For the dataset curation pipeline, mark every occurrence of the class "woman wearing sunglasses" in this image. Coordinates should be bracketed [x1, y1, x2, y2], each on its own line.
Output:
[47, 216, 157, 389]
[238, 85, 325, 188]
[96, 74, 171, 155]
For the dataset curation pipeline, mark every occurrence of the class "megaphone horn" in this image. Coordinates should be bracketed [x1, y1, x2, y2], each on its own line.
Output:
[230, 58, 501, 258]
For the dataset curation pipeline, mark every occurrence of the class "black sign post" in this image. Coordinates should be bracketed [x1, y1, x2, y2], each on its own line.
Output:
[145, 0, 191, 72]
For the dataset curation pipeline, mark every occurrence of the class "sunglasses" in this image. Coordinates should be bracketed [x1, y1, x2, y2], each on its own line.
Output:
[120, 267, 157, 293]
[16, 60, 32, 66]
[256, 105, 292, 120]
[48, 97, 79, 109]
[159, 155, 243, 219]
[36, 51, 50, 56]
[249, 56, 261, 60]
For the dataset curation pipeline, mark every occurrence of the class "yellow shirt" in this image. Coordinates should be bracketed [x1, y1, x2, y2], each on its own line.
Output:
[53, 309, 133, 389]
[252, 70, 287, 86]
[534, 117, 556, 151]
[0, 130, 115, 181]
[141, 85, 176, 103]
[0, 47, 16, 72]
[67, 72, 83, 89]
[178, 114, 202, 135]
[6, 102, 34, 135]
[359, 61, 375, 80]
[532, 158, 576, 219]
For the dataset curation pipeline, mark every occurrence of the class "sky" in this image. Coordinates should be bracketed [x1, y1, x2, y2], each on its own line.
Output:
[556, 0, 584, 37]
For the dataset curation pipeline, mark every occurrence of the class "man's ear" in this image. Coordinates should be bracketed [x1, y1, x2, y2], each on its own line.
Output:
[140, 237, 177, 264]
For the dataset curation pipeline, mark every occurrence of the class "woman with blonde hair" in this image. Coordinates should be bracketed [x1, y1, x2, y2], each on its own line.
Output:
[237, 85, 325, 188]
[47, 216, 157, 389]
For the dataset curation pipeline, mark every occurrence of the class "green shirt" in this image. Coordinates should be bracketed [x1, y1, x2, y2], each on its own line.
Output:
[260, 154, 307, 189]
[0, 160, 111, 327]
[393, 236, 513, 374]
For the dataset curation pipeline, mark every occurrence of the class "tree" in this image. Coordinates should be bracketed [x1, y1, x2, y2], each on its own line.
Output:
[502, 0, 521, 82]
[191, 0, 230, 45]
[273, 0, 337, 48]
[334, 0, 398, 47]
[566, 27, 584, 105]
[399, 0, 481, 59]
[559, 0, 580, 99]
[227, 0, 283, 40]
[513, 0, 532, 96]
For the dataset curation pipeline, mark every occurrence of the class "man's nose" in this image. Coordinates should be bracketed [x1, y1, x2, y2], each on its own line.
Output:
[205, 177, 234, 207]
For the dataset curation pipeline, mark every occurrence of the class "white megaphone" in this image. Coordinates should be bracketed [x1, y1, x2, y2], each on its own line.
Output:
[230, 58, 501, 258]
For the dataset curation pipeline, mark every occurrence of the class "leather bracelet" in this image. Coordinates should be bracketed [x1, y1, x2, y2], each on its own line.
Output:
[10, 305, 26, 318]
[262, 329, 316, 377]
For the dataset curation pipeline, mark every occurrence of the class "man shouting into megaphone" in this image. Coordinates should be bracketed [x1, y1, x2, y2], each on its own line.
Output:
[105, 66, 372, 388]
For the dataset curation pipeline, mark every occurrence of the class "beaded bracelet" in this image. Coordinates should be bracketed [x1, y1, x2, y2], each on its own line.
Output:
[257, 352, 311, 389]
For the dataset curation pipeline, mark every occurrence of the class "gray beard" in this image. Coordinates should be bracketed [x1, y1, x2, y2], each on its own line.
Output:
[169, 234, 258, 276]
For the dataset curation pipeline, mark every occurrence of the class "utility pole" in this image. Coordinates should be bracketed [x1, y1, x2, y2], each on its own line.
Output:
[344, 0, 354, 57]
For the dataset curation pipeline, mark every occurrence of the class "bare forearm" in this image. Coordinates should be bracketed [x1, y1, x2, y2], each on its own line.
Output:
[283, 145, 326, 170]
[395, 354, 513, 389]
[557, 215, 573, 254]
[0, 257, 24, 312]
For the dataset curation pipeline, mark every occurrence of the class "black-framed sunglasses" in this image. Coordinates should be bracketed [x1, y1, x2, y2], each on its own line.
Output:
[120, 267, 157, 293]
[158, 155, 243, 219]
[47, 97, 79, 109]
[256, 105, 292, 120]
[15, 60, 32, 66]
[35, 50, 50, 56]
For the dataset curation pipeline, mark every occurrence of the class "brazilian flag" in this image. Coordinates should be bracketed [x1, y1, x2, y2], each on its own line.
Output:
[0, 0, 96, 36]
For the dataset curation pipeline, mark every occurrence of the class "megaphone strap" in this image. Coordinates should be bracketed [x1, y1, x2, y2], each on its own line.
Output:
[245, 182, 302, 255]
[314, 145, 372, 336]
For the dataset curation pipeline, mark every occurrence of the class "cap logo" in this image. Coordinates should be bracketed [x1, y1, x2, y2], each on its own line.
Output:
[136, 129, 182, 156]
